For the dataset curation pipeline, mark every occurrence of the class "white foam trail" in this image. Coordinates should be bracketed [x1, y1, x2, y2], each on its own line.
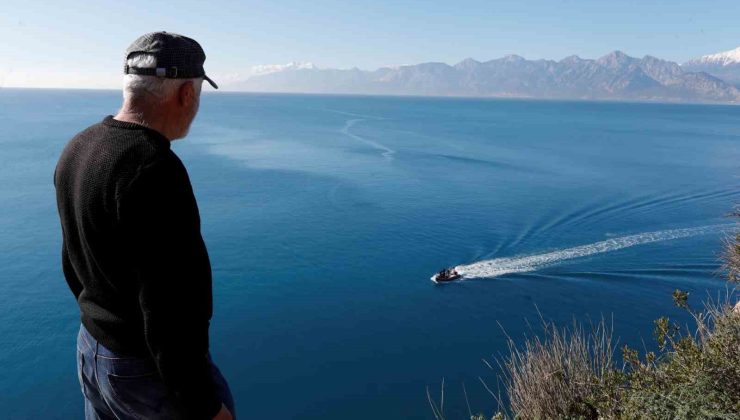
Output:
[341, 118, 396, 161]
[324, 109, 384, 120]
[456, 224, 735, 279]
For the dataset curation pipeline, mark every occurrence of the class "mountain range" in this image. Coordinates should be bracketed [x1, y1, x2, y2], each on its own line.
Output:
[227, 48, 740, 103]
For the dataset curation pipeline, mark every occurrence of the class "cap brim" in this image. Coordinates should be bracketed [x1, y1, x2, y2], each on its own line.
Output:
[204, 74, 218, 89]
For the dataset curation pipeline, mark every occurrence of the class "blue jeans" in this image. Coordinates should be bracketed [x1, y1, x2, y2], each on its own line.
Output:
[76, 323, 235, 419]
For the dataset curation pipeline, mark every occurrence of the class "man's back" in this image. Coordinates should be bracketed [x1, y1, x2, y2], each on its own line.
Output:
[57, 116, 184, 352]
[55, 115, 224, 418]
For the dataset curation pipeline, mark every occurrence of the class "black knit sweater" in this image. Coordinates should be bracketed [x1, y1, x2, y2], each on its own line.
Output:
[54, 115, 221, 419]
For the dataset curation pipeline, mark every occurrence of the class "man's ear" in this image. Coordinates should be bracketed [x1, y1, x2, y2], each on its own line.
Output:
[178, 81, 195, 107]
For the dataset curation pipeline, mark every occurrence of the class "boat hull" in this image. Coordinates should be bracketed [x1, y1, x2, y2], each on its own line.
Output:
[430, 273, 462, 283]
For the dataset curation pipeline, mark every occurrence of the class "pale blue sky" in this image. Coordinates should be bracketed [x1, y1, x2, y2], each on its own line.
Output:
[2, 0, 739, 89]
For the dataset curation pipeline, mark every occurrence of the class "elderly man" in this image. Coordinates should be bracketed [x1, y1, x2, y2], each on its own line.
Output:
[54, 32, 234, 420]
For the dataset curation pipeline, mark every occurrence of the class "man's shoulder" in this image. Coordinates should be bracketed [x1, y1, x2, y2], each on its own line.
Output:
[135, 150, 189, 187]
[55, 117, 179, 193]
[62, 117, 174, 169]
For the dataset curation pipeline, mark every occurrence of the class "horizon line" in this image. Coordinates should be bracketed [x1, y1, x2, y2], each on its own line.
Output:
[2, 86, 737, 107]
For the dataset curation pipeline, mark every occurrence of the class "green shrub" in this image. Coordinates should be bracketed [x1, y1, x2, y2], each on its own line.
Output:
[723, 208, 740, 283]
[620, 295, 740, 419]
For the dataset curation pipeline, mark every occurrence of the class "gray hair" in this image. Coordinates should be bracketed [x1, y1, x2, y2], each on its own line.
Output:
[123, 53, 203, 102]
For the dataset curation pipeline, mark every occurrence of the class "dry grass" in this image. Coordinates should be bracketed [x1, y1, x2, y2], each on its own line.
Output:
[499, 317, 621, 419]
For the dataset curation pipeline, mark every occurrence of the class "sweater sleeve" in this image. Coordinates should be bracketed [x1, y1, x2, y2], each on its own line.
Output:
[54, 167, 84, 300]
[118, 155, 222, 420]
[61, 242, 84, 299]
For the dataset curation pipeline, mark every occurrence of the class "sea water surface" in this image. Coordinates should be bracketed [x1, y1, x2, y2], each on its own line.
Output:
[0, 89, 738, 419]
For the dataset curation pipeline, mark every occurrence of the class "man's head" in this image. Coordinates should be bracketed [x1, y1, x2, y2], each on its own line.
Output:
[119, 32, 217, 140]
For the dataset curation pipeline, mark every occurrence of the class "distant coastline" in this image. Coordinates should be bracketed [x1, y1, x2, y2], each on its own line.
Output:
[5, 86, 740, 107]
[226, 48, 740, 104]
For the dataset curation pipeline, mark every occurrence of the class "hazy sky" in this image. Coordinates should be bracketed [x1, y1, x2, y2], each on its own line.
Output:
[2, 0, 739, 89]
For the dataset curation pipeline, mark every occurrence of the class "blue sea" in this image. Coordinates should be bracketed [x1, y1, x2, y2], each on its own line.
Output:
[0, 89, 738, 419]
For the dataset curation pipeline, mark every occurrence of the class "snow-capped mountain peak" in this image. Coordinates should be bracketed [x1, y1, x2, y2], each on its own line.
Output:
[689, 47, 740, 66]
[250, 62, 316, 77]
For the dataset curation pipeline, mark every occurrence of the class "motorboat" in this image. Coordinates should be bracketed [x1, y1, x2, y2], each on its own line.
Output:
[431, 267, 462, 283]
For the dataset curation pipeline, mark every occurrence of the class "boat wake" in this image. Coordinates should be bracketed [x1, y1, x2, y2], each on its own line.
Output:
[341, 118, 396, 160]
[456, 224, 735, 279]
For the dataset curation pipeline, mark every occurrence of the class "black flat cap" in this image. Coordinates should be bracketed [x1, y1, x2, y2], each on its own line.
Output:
[124, 31, 218, 89]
